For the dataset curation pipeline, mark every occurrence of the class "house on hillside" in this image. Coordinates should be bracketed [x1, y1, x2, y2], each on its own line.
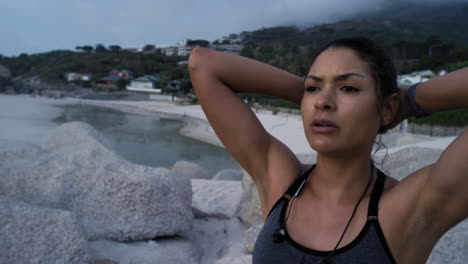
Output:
[64, 71, 92, 82]
[163, 47, 178, 56]
[98, 75, 121, 85]
[97, 69, 133, 86]
[0, 64, 11, 78]
[109, 69, 133, 79]
[211, 44, 243, 55]
[126, 75, 161, 93]
[178, 45, 193, 56]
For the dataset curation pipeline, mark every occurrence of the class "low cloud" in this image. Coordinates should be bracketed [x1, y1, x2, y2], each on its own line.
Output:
[0, 0, 465, 56]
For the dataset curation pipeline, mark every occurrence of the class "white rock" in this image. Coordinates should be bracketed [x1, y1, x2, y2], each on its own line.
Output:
[0, 197, 89, 264]
[213, 169, 244, 181]
[0, 122, 193, 241]
[191, 179, 243, 218]
[237, 170, 263, 226]
[88, 238, 201, 264]
[172, 160, 209, 179]
[214, 253, 252, 264]
[243, 223, 264, 253]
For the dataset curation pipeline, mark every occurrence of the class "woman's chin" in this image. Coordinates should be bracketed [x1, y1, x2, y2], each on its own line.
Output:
[308, 140, 339, 153]
[308, 139, 359, 156]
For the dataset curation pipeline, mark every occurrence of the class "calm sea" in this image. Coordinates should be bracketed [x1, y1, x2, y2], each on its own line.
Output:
[0, 95, 240, 177]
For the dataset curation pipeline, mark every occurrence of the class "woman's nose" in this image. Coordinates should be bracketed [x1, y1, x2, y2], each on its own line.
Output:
[315, 88, 336, 111]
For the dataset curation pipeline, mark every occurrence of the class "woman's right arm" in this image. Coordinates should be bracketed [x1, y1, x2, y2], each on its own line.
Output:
[188, 47, 304, 214]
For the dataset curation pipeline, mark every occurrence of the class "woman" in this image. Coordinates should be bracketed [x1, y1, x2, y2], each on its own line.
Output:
[188, 38, 467, 264]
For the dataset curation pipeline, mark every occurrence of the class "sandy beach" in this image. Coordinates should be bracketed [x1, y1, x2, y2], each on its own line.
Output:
[70, 98, 458, 156]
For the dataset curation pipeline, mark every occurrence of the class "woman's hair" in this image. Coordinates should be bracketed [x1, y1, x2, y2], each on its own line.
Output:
[308, 37, 399, 134]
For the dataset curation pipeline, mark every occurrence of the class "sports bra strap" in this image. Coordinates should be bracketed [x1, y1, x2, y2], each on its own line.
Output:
[368, 169, 387, 217]
[283, 164, 316, 199]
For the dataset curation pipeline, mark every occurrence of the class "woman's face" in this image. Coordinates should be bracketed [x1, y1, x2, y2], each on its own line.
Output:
[301, 47, 382, 155]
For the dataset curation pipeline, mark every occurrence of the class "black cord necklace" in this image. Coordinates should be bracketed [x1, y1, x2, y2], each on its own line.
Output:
[317, 162, 374, 264]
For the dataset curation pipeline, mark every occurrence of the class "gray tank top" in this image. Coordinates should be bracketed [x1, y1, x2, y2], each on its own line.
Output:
[253, 165, 397, 264]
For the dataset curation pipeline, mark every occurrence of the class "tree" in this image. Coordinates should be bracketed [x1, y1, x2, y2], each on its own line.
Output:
[240, 46, 254, 58]
[187, 40, 210, 47]
[109, 45, 121, 52]
[82, 46, 94, 52]
[95, 44, 108, 53]
[158, 71, 171, 88]
[116, 78, 128, 90]
[180, 79, 192, 94]
[143, 44, 156, 52]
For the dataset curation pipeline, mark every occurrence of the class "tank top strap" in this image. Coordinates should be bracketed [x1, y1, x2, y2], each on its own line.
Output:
[283, 164, 316, 200]
[367, 168, 387, 218]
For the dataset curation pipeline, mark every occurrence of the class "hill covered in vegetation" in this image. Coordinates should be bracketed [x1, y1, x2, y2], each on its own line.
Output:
[1, 2, 467, 84]
[240, 2, 468, 75]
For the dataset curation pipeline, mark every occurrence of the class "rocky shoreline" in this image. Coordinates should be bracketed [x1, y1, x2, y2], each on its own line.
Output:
[0, 98, 466, 264]
[0, 122, 252, 264]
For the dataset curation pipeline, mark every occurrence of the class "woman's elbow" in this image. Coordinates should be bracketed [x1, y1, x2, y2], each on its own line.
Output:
[188, 47, 209, 74]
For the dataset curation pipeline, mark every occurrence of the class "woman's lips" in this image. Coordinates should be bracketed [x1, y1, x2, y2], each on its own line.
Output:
[311, 118, 338, 133]
[311, 125, 338, 133]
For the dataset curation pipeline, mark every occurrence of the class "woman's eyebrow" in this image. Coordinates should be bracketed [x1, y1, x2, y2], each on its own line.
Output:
[335, 73, 365, 81]
[306, 72, 365, 82]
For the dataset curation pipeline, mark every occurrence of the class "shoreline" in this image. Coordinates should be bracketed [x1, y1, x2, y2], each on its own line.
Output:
[65, 98, 226, 148]
[56, 98, 458, 157]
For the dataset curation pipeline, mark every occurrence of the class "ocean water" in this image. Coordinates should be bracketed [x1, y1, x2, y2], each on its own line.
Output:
[0, 95, 240, 176]
[0, 95, 63, 145]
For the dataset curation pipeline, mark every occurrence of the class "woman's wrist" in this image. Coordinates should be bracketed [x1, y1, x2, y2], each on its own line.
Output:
[406, 83, 431, 118]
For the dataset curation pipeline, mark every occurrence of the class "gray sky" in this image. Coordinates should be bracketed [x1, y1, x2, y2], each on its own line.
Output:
[0, 0, 463, 56]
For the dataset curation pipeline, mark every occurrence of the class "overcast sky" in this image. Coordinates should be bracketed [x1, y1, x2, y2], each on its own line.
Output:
[0, 0, 463, 56]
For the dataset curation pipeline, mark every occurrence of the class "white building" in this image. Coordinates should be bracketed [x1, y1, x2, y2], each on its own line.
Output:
[178, 45, 193, 56]
[126, 76, 161, 93]
[212, 44, 244, 55]
[398, 70, 435, 86]
[178, 39, 189, 46]
[64, 72, 92, 82]
[163, 46, 178, 56]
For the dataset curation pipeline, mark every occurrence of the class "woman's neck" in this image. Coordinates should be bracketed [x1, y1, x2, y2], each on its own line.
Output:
[308, 151, 375, 205]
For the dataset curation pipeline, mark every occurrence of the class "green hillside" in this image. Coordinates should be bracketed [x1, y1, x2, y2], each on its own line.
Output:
[240, 3, 468, 75]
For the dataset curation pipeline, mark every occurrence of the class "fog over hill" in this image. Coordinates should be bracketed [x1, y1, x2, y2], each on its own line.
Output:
[1, 0, 467, 56]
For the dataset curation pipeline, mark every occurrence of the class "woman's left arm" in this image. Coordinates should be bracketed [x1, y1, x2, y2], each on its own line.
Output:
[411, 67, 468, 230]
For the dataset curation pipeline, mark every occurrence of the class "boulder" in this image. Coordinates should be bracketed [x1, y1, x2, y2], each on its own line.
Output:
[0, 197, 89, 264]
[243, 223, 264, 253]
[172, 160, 209, 179]
[88, 238, 201, 264]
[0, 122, 193, 241]
[180, 217, 247, 264]
[237, 170, 263, 226]
[214, 253, 252, 264]
[191, 179, 243, 218]
[213, 169, 244, 181]
[427, 220, 468, 264]
[0, 142, 46, 196]
[377, 147, 443, 180]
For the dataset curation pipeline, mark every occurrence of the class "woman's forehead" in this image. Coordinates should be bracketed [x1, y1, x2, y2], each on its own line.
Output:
[308, 47, 371, 78]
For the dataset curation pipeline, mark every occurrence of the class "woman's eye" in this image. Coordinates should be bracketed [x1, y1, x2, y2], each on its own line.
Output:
[342, 86, 359, 93]
[305, 86, 318, 92]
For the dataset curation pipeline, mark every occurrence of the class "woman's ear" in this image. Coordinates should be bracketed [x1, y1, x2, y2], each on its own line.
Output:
[382, 93, 400, 126]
